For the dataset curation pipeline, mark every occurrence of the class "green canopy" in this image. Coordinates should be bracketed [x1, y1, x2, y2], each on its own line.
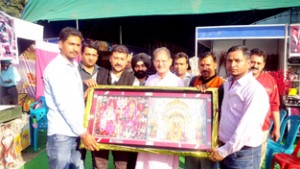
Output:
[22, 0, 300, 22]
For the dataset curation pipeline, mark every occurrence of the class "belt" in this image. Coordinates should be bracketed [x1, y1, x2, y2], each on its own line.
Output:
[218, 140, 253, 150]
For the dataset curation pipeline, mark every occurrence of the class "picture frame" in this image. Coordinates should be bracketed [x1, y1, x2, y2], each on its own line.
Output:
[83, 86, 219, 157]
[289, 24, 300, 57]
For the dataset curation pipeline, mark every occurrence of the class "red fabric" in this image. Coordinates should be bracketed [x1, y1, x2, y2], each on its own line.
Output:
[256, 72, 280, 131]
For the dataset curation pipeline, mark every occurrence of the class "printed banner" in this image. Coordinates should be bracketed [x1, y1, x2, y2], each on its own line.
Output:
[0, 11, 17, 61]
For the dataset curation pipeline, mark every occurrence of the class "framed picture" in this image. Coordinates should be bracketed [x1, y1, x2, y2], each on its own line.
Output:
[84, 86, 219, 157]
[289, 24, 300, 57]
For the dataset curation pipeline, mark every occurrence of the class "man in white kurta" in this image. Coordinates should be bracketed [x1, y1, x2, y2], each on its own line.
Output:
[135, 47, 184, 169]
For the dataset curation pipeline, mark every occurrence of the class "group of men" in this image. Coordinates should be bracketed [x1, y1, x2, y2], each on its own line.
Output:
[44, 26, 280, 169]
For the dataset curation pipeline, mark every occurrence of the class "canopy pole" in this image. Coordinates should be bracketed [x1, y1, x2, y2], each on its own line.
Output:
[119, 25, 122, 44]
[76, 20, 79, 30]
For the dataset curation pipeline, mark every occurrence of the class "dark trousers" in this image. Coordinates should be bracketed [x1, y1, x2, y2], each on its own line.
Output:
[0, 86, 18, 105]
[93, 150, 137, 169]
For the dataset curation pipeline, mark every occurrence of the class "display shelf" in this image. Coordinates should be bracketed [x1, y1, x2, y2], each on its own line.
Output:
[288, 63, 300, 66]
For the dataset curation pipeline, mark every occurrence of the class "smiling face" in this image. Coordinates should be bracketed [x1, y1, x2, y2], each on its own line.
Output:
[59, 35, 82, 62]
[153, 50, 172, 77]
[226, 50, 250, 81]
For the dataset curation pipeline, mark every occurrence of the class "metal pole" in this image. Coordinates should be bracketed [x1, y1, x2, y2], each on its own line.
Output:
[76, 20, 79, 30]
[120, 25, 122, 44]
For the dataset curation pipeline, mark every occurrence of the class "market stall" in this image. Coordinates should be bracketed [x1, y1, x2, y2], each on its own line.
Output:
[0, 10, 43, 169]
[195, 24, 288, 78]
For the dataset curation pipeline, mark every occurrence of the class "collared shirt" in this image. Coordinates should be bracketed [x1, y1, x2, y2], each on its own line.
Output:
[136, 71, 183, 169]
[145, 71, 184, 87]
[218, 72, 269, 158]
[182, 72, 192, 87]
[78, 63, 100, 80]
[0, 65, 21, 87]
[44, 54, 85, 137]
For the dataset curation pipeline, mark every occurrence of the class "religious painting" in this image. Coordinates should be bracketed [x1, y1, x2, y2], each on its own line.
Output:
[84, 86, 219, 157]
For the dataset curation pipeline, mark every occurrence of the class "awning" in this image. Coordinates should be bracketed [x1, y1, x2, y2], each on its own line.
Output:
[21, 0, 300, 22]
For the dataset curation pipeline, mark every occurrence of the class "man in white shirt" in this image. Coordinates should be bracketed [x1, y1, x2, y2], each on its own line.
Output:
[43, 27, 98, 169]
[136, 47, 184, 169]
[209, 45, 269, 169]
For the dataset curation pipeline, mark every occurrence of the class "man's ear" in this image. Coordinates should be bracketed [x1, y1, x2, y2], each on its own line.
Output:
[58, 40, 63, 50]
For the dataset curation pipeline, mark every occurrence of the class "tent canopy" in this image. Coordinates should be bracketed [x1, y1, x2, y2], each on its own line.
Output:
[22, 0, 300, 22]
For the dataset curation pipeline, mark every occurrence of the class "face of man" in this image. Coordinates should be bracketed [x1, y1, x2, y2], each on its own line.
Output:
[226, 50, 250, 80]
[59, 35, 82, 62]
[109, 52, 127, 74]
[126, 54, 133, 70]
[133, 60, 148, 79]
[1, 62, 10, 71]
[198, 55, 217, 80]
[81, 47, 98, 68]
[250, 54, 265, 78]
[174, 57, 188, 77]
[153, 51, 172, 76]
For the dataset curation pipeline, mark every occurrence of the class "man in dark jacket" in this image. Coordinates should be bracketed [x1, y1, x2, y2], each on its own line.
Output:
[84, 44, 139, 169]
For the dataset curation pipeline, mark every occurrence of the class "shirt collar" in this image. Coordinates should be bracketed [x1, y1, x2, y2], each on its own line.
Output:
[59, 53, 78, 67]
[229, 71, 253, 86]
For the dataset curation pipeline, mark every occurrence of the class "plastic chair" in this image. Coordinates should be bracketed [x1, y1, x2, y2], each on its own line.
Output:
[265, 115, 300, 169]
[29, 96, 48, 151]
[271, 138, 300, 169]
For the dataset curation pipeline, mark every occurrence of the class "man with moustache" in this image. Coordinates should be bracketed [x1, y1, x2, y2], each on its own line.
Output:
[189, 51, 224, 89]
[135, 47, 184, 169]
[131, 53, 151, 86]
[250, 48, 280, 167]
[209, 45, 269, 169]
[43, 27, 98, 169]
[185, 51, 224, 169]
[85, 44, 139, 169]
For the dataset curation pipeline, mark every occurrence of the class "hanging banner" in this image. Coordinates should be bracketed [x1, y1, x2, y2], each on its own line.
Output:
[0, 11, 17, 61]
